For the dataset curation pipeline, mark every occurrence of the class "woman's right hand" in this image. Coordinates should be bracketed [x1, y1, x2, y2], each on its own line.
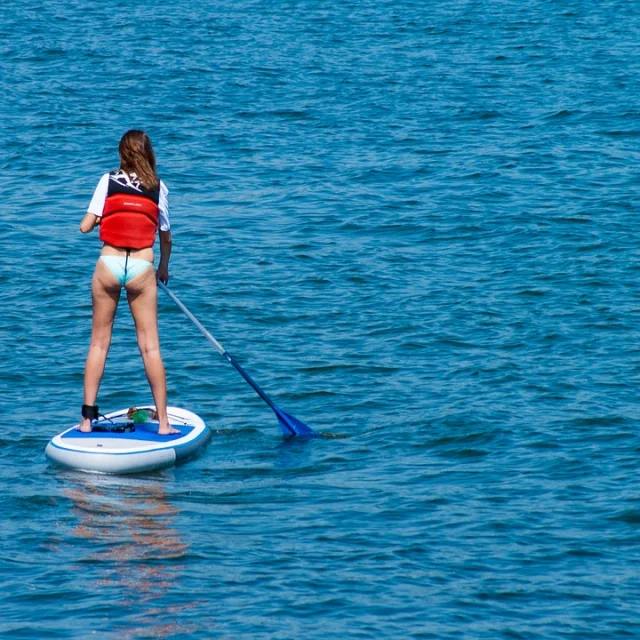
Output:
[79, 213, 101, 234]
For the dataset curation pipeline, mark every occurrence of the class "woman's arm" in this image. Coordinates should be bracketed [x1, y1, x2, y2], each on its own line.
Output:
[156, 230, 172, 283]
[83, 174, 109, 233]
[80, 213, 101, 234]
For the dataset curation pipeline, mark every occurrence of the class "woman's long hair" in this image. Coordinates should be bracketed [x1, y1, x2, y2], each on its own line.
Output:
[118, 130, 159, 190]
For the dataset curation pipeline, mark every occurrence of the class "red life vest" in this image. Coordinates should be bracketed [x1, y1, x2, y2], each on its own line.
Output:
[99, 171, 160, 249]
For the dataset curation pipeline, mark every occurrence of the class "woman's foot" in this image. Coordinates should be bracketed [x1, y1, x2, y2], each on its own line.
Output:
[157, 422, 180, 436]
[78, 418, 92, 433]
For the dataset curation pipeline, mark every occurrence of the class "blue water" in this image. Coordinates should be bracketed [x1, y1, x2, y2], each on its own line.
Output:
[2, 0, 640, 637]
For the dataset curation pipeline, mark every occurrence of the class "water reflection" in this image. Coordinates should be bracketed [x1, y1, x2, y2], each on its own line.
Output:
[65, 474, 197, 638]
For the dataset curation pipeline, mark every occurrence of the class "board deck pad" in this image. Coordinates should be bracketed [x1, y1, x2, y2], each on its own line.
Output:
[61, 422, 194, 442]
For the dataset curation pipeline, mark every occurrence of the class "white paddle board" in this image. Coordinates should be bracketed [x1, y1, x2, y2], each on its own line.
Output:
[46, 406, 210, 474]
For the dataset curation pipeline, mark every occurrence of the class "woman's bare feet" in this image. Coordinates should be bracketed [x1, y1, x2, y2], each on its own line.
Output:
[78, 417, 92, 433]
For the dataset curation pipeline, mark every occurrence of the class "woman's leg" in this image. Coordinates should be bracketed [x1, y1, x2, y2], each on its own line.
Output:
[81, 260, 121, 431]
[126, 269, 178, 435]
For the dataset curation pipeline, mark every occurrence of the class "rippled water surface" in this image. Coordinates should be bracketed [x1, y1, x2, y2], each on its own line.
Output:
[2, 0, 640, 638]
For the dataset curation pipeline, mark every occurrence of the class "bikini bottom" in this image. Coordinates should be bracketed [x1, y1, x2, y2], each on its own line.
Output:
[99, 255, 153, 286]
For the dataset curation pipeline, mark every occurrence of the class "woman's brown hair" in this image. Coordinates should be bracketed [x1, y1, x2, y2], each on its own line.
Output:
[118, 130, 159, 190]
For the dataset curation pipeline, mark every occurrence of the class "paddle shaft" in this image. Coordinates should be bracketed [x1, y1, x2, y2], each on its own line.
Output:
[159, 282, 225, 354]
[158, 282, 278, 411]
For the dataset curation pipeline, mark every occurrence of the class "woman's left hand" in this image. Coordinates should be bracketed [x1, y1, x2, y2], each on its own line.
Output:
[156, 265, 169, 284]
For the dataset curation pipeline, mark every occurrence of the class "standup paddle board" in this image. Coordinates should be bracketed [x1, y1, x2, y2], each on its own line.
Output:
[46, 406, 210, 474]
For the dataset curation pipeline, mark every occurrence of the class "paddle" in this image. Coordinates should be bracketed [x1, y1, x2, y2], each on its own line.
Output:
[158, 282, 318, 437]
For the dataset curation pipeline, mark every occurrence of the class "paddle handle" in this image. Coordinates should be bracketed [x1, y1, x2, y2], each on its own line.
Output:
[158, 282, 226, 355]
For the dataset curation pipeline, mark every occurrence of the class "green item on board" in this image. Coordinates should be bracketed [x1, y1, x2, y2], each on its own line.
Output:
[131, 410, 149, 424]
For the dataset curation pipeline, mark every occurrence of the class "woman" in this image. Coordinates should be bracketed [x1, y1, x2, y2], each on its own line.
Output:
[78, 130, 178, 435]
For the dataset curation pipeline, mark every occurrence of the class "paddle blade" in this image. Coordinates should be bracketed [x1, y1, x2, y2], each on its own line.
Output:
[275, 407, 318, 438]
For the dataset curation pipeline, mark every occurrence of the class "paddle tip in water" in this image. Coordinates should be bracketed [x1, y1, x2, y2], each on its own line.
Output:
[275, 407, 349, 439]
[275, 407, 320, 438]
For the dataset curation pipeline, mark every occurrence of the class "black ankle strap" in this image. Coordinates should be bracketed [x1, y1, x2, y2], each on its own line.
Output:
[82, 404, 99, 420]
